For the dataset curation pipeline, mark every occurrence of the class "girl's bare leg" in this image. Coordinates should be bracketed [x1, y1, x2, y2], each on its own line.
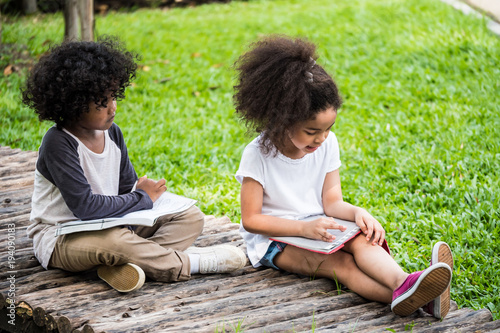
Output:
[342, 234, 409, 291]
[274, 245, 393, 303]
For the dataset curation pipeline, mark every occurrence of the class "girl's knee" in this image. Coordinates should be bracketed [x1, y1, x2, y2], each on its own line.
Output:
[335, 250, 355, 267]
[327, 251, 357, 278]
[345, 233, 372, 252]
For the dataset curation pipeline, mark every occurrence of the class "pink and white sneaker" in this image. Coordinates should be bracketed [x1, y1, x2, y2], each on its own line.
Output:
[391, 262, 452, 316]
[422, 241, 454, 319]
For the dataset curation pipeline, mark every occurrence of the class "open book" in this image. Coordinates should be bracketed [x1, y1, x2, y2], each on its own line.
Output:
[270, 215, 361, 254]
[54, 191, 197, 237]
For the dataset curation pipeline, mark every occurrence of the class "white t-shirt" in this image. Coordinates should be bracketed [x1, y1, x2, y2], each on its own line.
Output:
[235, 133, 342, 267]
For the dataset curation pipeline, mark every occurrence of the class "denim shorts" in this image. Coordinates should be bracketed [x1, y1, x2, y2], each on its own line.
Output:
[259, 241, 287, 270]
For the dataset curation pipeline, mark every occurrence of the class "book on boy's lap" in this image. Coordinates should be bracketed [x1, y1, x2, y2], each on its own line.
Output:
[54, 191, 197, 237]
[270, 215, 361, 254]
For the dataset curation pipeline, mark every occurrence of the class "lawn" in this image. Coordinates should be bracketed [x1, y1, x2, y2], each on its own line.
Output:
[1, 0, 499, 320]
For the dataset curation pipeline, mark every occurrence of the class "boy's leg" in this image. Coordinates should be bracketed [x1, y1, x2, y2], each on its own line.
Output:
[49, 226, 192, 282]
[134, 205, 204, 251]
[274, 245, 393, 303]
[136, 206, 247, 274]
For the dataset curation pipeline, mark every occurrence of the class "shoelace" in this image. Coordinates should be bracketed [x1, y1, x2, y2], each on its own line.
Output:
[201, 254, 218, 273]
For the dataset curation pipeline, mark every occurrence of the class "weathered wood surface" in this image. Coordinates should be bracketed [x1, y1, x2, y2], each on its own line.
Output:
[0, 145, 499, 333]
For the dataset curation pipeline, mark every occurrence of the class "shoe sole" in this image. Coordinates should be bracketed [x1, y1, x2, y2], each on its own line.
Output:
[185, 245, 248, 272]
[431, 241, 454, 319]
[97, 263, 145, 293]
[392, 263, 452, 317]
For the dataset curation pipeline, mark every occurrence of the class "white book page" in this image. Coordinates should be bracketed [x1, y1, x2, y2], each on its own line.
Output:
[55, 191, 197, 236]
[121, 191, 197, 220]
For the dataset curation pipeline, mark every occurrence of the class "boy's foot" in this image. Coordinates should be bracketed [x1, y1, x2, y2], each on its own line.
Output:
[391, 262, 452, 317]
[97, 263, 145, 293]
[185, 245, 247, 274]
[423, 241, 454, 319]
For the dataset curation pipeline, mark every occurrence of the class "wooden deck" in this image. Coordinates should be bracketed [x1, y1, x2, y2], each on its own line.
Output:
[0, 145, 499, 333]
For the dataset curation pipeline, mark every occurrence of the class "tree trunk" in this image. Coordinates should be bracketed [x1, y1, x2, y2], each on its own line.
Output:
[22, 0, 37, 14]
[64, 0, 79, 41]
[78, 0, 94, 42]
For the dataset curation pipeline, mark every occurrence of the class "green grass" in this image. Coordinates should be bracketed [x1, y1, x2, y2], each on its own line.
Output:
[1, 0, 499, 320]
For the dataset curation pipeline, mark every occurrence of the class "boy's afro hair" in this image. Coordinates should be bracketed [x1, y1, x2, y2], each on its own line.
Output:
[233, 35, 342, 155]
[22, 36, 139, 129]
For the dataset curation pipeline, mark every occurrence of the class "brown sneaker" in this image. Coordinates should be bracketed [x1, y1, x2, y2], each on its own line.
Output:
[422, 241, 454, 319]
[97, 263, 145, 292]
[185, 245, 247, 274]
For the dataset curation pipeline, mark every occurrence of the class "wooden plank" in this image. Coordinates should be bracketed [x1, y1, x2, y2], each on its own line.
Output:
[0, 174, 35, 190]
[315, 307, 490, 332]
[174, 290, 372, 332]
[408, 308, 497, 333]
[1, 146, 500, 332]
[20, 269, 288, 314]
[0, 213, 32, 229]
[25, 271, 302, 329]
[88, 278, 337, 332]
[0, 236, 33, 253]
[0, 187, 34, 204]
[0, 203, 32, 220]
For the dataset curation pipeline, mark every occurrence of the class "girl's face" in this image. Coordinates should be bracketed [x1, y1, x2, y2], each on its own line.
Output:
[79, 94, 117, 132]
[283, 107, 337, 159]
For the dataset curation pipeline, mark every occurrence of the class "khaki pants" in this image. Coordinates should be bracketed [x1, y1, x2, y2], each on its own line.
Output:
[49, 206, 204, 282]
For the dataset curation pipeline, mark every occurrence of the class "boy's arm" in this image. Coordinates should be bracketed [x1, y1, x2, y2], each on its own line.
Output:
[322, 169, 385, 245]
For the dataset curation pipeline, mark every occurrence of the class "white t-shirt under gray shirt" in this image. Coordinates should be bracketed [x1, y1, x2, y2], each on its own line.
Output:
[28, 124, 152, 269]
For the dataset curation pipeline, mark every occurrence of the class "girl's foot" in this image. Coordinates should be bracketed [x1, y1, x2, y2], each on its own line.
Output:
[391, 262, 452, 316]
[422, 241, 454, 319]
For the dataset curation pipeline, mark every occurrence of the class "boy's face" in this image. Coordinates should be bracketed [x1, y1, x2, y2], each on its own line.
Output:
[285, 107, 337, 159]
[81, 94, 117, 131]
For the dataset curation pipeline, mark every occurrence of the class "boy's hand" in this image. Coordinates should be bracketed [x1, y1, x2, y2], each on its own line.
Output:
[354, 208, 386, 246]
[302, 216, 347, 242]
[136, 175, 167, 202]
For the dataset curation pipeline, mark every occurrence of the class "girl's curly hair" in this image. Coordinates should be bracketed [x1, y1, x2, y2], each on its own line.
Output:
[233, 35, 342, 155]
[22, 36, 140, 129]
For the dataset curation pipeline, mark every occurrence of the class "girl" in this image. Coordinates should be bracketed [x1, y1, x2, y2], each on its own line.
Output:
[233, 35, 453, 317]
[22, 37, 246, 293]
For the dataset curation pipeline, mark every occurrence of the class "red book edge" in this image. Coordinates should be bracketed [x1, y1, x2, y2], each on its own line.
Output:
[270, 230, 362, 255]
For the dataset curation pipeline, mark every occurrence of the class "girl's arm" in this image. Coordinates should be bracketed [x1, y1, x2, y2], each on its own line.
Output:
[241, 177, 344, 242]
[322, 169, 386, 246]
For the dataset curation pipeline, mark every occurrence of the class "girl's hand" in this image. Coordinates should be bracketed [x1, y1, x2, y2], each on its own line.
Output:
[354, 208, 386, 246]
[136, 175, 167, 202]
[302, 216, 347, 242]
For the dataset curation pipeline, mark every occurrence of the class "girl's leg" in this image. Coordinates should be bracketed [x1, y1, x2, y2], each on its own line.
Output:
[341, 234, 452, 317]
[342, 234, 408, 291]
[274, 245, 393, 303]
